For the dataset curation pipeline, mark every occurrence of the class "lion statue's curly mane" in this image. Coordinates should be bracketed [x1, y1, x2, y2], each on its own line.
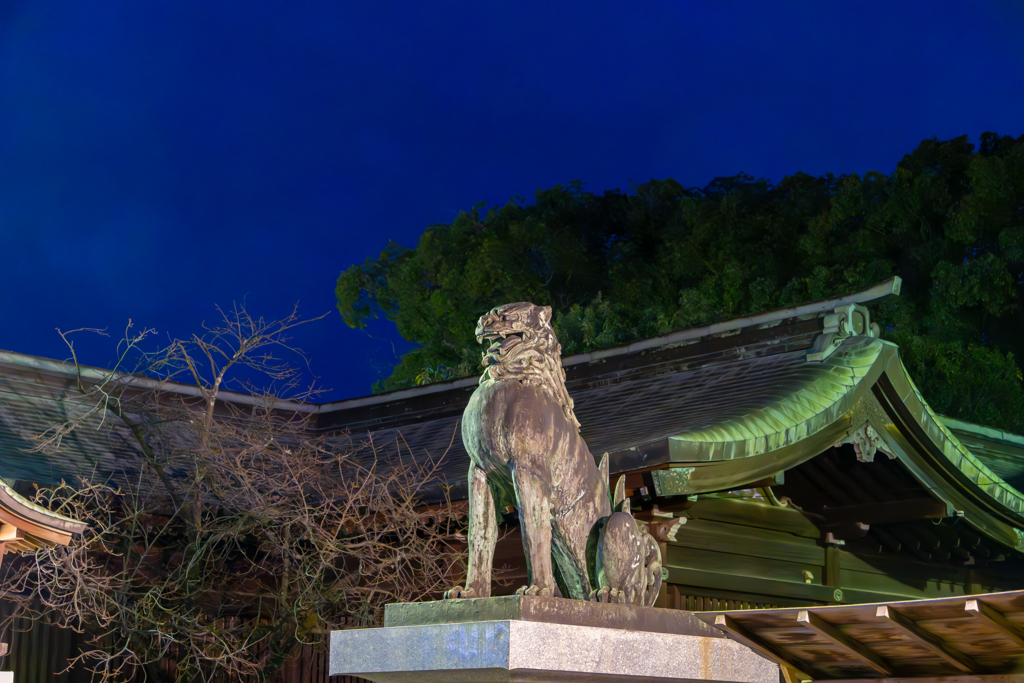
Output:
[477, 303, 580, 431]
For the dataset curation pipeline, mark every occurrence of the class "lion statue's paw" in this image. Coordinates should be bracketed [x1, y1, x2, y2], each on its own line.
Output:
[444, 586, 478, 599]
[589, 586, 625, 604]
[515, 584, 553, 597]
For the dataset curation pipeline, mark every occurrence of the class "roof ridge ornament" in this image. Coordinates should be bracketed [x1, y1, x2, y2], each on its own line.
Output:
[807, 303, 881, 363]
[841, 423, 893, 463]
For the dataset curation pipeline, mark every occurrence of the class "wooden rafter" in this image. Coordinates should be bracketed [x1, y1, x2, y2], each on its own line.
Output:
[817, 498, 947, 525]
[825, 676, 1024, 683]
[713, 614, 821, 681]
[697, 592, 1024, 681]
[874, 605, 979, 674]
[796, 609, 897, 676]
[965, 599, 1024, 649]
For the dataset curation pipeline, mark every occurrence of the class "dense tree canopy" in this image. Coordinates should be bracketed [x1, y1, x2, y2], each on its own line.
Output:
[337, 133, 1024, 431]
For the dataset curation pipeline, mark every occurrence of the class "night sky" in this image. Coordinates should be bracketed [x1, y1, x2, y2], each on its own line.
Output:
[1, 2, 1022, 401]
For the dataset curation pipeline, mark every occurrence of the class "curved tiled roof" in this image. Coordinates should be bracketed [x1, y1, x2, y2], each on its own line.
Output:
[658, 336, 1024, 551]
[0, 479, 86, 550]
[669, 337, 884, 456]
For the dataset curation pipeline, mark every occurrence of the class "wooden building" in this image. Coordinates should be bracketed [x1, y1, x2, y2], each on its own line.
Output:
[309, 276, 1024, 609]
[2, 276, 1024, 681]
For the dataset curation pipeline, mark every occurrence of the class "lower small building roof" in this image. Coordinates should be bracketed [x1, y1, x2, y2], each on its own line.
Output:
[697, 589, 1024, 682]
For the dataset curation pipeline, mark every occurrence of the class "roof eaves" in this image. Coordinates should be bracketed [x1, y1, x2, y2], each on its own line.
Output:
[940, 415, 1024, 449]
[317, 276, 902, 415]
[0, 350, 317, 414]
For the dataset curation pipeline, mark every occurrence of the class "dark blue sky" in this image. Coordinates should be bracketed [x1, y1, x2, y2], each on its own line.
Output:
[2, 2, 1022, 400]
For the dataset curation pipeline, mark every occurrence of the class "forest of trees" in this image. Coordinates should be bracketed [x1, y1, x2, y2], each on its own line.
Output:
[337, 133, 1024, 432]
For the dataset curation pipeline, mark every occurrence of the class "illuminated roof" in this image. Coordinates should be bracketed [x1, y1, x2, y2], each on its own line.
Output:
[2, 276, 1023, 559]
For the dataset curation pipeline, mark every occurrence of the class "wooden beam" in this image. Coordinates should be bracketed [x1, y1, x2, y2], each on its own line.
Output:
[778, 665, 801, 683]
[797, 610, 897, 676]
[666, 566, 923, 605]
[824, 546, 842, 588]
[825, 676, 1024, 683]
[683, 497, 821, 538]
[874, 605, 979, 673]
[821, 522, 870, 541]
[965, 599, 1024, 649]
[819, 498, 947, 525]
[714, 614, 821, 681]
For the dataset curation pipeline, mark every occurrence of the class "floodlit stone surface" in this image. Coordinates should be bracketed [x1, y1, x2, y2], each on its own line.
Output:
[330, 618, 778, 683]
[385, 595, 723, 638]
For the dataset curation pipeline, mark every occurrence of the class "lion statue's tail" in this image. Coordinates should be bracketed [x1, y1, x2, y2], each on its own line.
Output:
[588, 458, 665, 607]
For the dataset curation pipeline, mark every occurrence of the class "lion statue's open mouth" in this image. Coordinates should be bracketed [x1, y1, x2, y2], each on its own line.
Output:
[476, 303, 546, 364]
[478, 329, 524, 361]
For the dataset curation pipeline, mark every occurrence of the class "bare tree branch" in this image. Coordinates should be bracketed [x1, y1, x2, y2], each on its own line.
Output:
[1, 304, 465, 683]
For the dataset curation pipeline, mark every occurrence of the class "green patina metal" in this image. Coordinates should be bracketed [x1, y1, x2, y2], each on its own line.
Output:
[668, 336, 884, 462]
[652, 332, 1024, 552]
[897, 351, 1024, 520]
[650, 467, 695, 497]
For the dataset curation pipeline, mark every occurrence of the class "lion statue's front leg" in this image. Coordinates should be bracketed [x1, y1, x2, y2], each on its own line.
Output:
[445, 465, 498, 599]
[511, 462, 559, 597]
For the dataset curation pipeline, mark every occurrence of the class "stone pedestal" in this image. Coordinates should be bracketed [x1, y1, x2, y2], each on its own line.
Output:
[330, 596, 777, 683]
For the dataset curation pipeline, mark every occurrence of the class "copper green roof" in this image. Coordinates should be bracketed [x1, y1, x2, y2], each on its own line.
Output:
[669, 336, 884, 456]
[658, 335, 1024, 552]
[941, 416, 1024, 491]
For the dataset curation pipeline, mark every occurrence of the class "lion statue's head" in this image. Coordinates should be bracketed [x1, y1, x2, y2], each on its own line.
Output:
[475, 302, 579, 429]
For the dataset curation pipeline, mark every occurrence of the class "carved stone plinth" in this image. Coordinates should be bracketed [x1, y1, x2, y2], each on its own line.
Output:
[330, 596, 778, 683]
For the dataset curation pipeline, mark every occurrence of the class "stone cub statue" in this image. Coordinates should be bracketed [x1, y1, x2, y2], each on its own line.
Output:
[445, 302, 662, 605]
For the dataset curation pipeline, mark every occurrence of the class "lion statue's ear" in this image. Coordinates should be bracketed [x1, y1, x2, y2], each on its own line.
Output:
[539, 306, 552, 325]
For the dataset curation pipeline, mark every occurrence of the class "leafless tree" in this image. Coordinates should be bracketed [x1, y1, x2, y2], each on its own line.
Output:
[1, 305, 465, 682]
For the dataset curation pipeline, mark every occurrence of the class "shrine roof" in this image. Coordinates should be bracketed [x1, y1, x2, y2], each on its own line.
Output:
[3, 276, 1024, 557]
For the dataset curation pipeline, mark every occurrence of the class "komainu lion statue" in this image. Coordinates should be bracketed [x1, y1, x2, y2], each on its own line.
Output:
[445, 302, 663, 605]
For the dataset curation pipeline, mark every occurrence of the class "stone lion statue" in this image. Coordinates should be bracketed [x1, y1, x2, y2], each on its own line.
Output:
[445, 302, 663, 605]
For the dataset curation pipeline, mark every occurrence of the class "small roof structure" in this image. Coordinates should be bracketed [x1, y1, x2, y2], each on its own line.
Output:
[696, 590, 1024, 682]
[0, 480, 85, 551]
[0, 479, 86, 657]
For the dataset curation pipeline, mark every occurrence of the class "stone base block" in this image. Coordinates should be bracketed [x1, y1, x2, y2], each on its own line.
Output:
[383, 595, 723, 638]
[331, 598, 777, 683]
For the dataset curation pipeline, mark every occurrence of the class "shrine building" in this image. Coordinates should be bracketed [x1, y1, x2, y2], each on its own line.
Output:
[3, 276, 1024, 681]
